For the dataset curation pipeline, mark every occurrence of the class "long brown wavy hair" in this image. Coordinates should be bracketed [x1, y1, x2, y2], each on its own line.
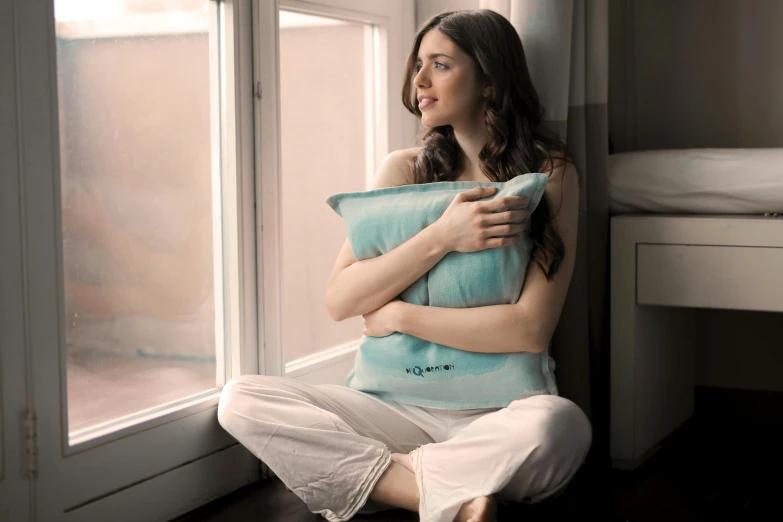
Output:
[401, 9, 583, 281]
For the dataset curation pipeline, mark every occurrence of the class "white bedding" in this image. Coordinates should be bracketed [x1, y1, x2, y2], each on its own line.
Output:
[608, 148, 783, 214]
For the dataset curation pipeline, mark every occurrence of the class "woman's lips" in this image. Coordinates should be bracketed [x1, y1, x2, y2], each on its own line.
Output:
[419, 99, 437, 109]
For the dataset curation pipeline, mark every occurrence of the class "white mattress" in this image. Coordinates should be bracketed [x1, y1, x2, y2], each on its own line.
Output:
[608, 148, 783, 214]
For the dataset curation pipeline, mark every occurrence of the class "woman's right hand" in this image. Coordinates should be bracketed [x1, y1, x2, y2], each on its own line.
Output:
[433, 186, 531, 254]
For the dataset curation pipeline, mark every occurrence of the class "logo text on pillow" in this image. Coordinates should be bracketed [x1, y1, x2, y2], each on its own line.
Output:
[406, 363, 456, 377]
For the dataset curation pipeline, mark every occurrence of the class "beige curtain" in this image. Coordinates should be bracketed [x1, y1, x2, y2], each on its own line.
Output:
[481, 0, 611, 471]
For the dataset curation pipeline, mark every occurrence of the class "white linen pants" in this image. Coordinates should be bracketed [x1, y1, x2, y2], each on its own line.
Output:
[217, 375, 591, 522]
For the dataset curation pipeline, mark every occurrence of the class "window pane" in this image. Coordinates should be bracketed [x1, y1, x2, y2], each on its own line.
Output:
[279, 11, 373, 364]
[54, 0, 219, 436]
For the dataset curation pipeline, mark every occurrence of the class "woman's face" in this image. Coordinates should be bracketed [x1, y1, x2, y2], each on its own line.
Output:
[413, 29, 488, 128]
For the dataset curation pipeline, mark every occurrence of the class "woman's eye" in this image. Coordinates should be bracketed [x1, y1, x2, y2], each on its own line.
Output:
[415, 62, 446, 72]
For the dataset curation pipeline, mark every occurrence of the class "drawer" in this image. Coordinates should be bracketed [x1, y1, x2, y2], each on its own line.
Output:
[636, 244, 783, 312]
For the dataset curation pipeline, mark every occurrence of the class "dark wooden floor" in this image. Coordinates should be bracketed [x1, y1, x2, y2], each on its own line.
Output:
[173, 390, 783, 521]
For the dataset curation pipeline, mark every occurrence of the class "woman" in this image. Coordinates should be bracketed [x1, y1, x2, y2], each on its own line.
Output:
[218, 9, 591, 522]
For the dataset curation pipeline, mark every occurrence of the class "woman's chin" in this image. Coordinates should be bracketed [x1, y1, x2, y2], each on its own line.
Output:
[421, 113, 441, 126]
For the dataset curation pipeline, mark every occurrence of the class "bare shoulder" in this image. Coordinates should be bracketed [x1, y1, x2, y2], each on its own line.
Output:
[398, 146, 424, 159]
[370, 147, 420, 189]
[539, 150, 579, 216]
[393, 147, 422, 185]
[536, 149, 568, 175]
[538, 150, 578, 183]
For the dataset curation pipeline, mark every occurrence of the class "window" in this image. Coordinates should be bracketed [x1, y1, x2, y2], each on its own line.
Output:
[278, 10, 376, 364]
[55, 0, 226, 438]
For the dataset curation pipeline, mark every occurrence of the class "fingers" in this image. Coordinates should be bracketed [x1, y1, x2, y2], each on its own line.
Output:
[460, 186, 497, 202]
[484, 209, 530, 226]
[492, 195, 528, 211]
[487, 235, 522, 249]
[485, 222, 527, 237]
[460, 188, 528, 211]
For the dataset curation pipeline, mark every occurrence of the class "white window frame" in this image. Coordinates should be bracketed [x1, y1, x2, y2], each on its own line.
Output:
[1, 1, 262, 520]
[0, 2, 33, 520]
[52, 0, 260, 451]
[0, 0, 416, 519]
[256, 0, 416, 382]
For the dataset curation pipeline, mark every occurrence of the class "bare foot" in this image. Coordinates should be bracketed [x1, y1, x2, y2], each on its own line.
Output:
[454, 495, 498, 522]
[392, 452, 497, 521]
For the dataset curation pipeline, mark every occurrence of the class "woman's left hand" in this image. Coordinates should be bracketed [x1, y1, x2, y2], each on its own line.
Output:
[362, 297, 403, 337]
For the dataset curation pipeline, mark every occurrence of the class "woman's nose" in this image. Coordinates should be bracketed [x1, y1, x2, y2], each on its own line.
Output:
[414, 68, 428, 86]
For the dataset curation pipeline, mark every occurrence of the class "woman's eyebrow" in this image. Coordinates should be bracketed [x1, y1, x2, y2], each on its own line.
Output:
[416, 53, 454, 62]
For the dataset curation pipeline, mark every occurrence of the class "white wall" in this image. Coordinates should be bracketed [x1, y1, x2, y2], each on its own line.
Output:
[416, 0, 480, 24]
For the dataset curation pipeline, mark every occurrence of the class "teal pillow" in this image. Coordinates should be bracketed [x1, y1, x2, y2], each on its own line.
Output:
[325, 172, 558, 409]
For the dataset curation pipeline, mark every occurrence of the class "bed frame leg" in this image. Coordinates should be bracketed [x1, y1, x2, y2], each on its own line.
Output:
[611, 218, 697, 470]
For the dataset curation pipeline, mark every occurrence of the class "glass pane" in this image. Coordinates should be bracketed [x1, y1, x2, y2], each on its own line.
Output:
[54, 0, 219, 436]
[279, 11, 373, 364]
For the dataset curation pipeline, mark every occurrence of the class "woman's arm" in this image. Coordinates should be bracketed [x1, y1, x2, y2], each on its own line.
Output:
[326, 227, 448, 322]
[384, 154, 581, 355]
[325, 150, 450, 322]
[392, 301, 539, 354]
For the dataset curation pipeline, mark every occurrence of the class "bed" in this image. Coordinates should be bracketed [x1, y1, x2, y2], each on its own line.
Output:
[608, 148, 783, 470]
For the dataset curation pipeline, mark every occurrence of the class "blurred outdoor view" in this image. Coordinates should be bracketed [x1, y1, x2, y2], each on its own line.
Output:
[56, 0, 217, 437]
[56, 0, 371, 437]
